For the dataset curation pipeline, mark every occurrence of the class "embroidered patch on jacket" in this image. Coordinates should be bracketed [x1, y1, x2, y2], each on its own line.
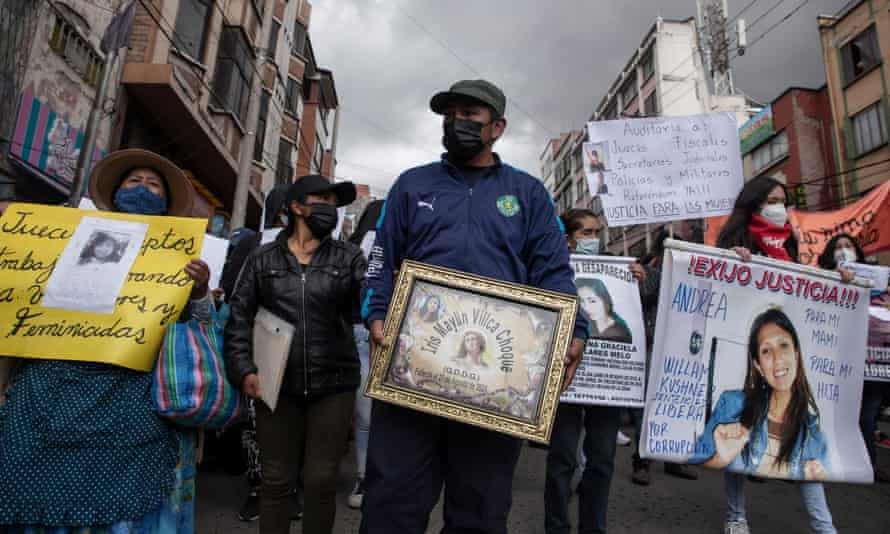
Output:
[496, 195, 520, 217]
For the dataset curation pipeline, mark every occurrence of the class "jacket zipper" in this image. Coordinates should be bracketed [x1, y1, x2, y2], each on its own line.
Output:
[466, 187, 473, 268]
[301, 271, 309, 396]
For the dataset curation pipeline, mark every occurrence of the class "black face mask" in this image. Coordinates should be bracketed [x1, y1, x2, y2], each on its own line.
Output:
[443, 117, 492, 163]
[305, 203, 338, 238]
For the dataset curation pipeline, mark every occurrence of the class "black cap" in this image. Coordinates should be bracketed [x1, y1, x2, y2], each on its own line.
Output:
[286, 174, 356, 207]
[430, 79, 506, 118]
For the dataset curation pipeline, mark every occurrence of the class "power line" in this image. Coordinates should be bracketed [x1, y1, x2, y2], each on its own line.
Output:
[748, 0, 789, 29]
[728, 0, 761, 24]
[389, 1, 557, 137]
[745, 0, 810, 50]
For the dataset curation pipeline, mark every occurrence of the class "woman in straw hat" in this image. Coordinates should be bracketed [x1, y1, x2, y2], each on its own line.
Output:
[0, 149, 213, 533]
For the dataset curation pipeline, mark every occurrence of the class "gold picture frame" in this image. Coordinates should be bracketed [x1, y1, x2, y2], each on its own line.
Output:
[365, 260, 578, 444]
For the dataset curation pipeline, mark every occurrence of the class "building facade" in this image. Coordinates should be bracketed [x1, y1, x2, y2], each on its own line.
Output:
[819, 0, 890, 206]
[739, 87, 838, 210]
[1, 0, 121, 204]
[0, 0, 339, 232]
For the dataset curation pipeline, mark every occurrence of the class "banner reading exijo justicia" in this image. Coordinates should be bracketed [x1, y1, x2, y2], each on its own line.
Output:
[641, 241, 873, 483]
[561, 255, 646, 407]
[585, 113, 743, 227]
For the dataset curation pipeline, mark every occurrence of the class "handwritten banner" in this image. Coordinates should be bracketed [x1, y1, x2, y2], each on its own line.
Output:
[561, 254, 647, 407]
[0, 203, 206, 372]
[585, 113, 744, 227]
[641, 240, 873, 483]
[704, 180, 890, 265]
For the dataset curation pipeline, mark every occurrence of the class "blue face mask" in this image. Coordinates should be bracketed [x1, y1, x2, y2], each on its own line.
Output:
[575, 238, 601, 256]
[114, 185, 168, 215]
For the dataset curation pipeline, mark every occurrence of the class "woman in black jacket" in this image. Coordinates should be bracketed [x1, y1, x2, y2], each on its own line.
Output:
[224, 176, 366, 534]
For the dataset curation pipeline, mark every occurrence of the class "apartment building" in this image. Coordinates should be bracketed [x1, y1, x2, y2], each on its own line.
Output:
[819, 0, 890, 205]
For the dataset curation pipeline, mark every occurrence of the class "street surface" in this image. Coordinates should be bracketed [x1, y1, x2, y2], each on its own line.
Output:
[196, 421, 890, 534]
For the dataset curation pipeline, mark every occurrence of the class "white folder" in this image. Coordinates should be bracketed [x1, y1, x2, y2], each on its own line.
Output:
[253, 307, 294, 412]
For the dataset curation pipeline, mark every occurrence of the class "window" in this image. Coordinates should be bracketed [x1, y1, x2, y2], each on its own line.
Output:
[793, 184, 808, 209]
[575, 178, 587, 203]
[174, 0, 212, 61]
[751, 130, 789, 173]
[252, 0, 264, 17]
[312, 134, 324, 172]
[49, 15, 104, 88]
[852, 102, 887, 155]
[572, 145, 583, 173]
[253, 91, 271, 163]
[620, 78, 637, 109]
[841, 26, 880, 85]
[267, 19, 280, 59]
[641, 50, 655, 81]
[212, 27, 252, 123]
[603, 103, 617, 121]
[644, 91, 659, 116]
[292, 23, 307, 57]
[276, 138, 294, 185]
[284, 77, 300, 115]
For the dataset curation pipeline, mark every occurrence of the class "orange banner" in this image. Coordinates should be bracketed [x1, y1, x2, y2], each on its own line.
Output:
[704, 180, 890, 265]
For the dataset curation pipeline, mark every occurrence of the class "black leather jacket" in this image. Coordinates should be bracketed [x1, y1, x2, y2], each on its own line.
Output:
[224, 233, 367, 397]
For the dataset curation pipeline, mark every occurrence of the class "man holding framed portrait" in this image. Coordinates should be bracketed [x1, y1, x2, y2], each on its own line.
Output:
[359, 79, 587, 534]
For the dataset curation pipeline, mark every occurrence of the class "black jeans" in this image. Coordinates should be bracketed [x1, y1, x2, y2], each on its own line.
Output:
[360, 400, 523, 534]
[545, 403, 620, 534]
[255, 390, 355, 534]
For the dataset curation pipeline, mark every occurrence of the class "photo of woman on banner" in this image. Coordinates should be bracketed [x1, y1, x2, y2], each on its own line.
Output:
[690, 307, 828, 481]
[77, 230, 128, 265]
[577, 278, 632, 344]
[583, 142, 609, 195]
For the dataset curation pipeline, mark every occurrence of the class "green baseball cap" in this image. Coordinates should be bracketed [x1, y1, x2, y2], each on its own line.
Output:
[430, 79, 506, 118]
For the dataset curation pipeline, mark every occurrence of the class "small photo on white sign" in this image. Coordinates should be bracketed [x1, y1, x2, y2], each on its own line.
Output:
[42, 216, 148, 314]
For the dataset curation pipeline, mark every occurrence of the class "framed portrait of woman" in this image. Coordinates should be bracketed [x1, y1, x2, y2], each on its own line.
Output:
[365, 260, 579, 443]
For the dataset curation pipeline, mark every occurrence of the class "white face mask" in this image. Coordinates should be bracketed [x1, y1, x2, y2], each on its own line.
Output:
[760, 203, 788, 227]
[575, 238, 601, 256]
[833, 248, 857, 265]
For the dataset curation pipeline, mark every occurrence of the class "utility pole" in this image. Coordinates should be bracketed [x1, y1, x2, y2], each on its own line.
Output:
[69, 0, 135, 207]
[697, 0, 734, 97]
[68, 50, 119, 206]
[231, 0, 276, 229]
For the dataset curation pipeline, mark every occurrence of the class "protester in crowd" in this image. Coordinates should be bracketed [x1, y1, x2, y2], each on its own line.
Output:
[630, 229, 698, 485]
[360, 79, 587, 534]
[216, 185, 305, 523]
[0, 149, 213, 533]
[345, 199, 384, 509]
[818, 233, 890, 482]
[545, 208, 637, 534]
[225, 176, 365, 534]
[692, 308, 829, 479]
[714, 175, 839, 534]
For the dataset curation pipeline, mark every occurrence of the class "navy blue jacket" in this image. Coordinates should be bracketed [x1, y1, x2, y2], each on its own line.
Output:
[361, 155, 588, 340]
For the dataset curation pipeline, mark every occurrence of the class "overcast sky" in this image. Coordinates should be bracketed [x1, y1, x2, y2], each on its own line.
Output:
[310, 0, 848, 196]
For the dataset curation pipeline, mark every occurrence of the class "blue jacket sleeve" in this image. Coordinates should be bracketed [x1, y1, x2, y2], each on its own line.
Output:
[361, 180, 404, 324]
[523, 182, 588, 340]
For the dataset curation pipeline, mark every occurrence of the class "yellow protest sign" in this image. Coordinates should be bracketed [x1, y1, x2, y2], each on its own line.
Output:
[0, 203, 207, 371]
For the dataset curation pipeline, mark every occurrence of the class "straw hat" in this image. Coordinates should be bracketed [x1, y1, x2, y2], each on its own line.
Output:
[88, 149, 195, 216]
